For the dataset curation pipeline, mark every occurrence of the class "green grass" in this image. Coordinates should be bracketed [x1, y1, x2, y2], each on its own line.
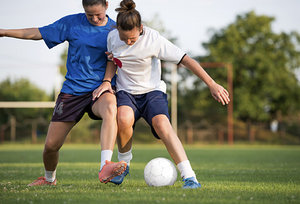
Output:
[0, 144, 300, 204]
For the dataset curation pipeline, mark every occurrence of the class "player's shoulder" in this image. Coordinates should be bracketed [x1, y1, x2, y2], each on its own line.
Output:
[57, 13, 85, 24]
[143, 26, 160, 36]
[106, 15, 117, 29]
[62, 13, 83, 20]
[108, 28, 119, 39]
[143, 26, 162, 41]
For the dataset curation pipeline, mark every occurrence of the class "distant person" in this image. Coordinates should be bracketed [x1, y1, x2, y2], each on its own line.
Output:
[93, 0, 230, 189]
[0, 0, 126, 186]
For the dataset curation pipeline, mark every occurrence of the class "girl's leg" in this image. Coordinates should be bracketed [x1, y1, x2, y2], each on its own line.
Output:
[92, 92, 118, 151]
[43, 121, 75, 171]
[116, 105, 135, 153]
[151, 115, 187, 164]
[28, 121, 75, 186]
[152, 114, 200, 188]
[92, 92, 118, 169]
[108, 105, 134, 185]
[23, 121, 76, 185]
[92, 93, 128, 183]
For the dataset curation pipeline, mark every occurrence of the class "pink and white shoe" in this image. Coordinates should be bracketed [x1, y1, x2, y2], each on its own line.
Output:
[98, 160, 127, 183]
[27, 176, 57, 186]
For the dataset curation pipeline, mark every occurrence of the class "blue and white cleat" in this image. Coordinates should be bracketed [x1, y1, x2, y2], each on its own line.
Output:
[109, 166, 130, 185]
[182, 177, 201, 189]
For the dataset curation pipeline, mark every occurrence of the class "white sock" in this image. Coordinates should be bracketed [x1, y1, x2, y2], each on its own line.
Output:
[100, 150, 113, 170]
[45, 170, 56, 182]
[177, 160, 197, 181]
[118, 149, 132, 166]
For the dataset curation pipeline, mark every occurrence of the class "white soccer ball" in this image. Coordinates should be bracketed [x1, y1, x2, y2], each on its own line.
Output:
[144, 157, 177, 187]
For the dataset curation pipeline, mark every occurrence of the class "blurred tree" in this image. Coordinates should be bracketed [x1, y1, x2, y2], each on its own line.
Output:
[0, 78, 51, 122]
[0, 78, 52, 140]
[186, 11, 300, 138]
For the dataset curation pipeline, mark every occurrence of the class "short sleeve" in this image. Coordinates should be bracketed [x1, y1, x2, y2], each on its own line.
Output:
[158, 35, 186, 65]
[39, 16, 70, 49]
[107, 32, 113, 53]
[106, 31, 114, 61]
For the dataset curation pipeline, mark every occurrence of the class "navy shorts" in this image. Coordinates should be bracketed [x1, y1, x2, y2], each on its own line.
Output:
[116, 90, 170, 139]
[52, 92, 102, 123]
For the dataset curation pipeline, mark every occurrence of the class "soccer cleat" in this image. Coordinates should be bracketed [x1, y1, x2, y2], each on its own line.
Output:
[27, 176, 57, 187]
[98, 160, 127, 183]
[182, 177, 201, 189]
[109, 165, 130, 185]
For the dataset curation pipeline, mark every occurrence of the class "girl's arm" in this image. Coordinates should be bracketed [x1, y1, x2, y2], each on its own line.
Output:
[0, 28, 42, 40]
[92, 60, 117, 100]
[181, 55, 230, 105]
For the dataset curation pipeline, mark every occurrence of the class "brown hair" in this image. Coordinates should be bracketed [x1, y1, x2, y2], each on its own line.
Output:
[82, 0, 106, 7]
[115, 0, 141, 31]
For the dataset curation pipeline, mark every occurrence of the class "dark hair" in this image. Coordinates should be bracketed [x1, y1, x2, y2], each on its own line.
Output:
[82, 0, 106, 7]
[115, 0, 141, 31]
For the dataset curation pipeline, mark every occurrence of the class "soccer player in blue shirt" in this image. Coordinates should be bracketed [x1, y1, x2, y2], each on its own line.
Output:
[0, 0, 126, 186]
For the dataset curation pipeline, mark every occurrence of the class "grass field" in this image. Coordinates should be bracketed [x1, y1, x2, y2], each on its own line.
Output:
[0, 144, 300, 204]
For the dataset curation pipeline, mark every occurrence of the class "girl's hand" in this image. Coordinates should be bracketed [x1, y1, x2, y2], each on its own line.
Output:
[105, 52, 122, 68]
[209, 82, 230, 105]
[105, 52, 114, 61]
[92, 81, 114, 100]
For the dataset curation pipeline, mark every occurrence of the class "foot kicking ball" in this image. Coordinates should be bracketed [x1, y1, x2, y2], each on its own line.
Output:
[144, 157, 177, 187]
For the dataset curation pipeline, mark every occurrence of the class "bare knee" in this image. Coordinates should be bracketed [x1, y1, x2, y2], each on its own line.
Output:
[92, 95, 117, 120]
[152, 115, 173, 140]
[44, 138, 63, 153]
[44, 140, 61, 154]
[102, 103, 117, 120]
[44, 122, 73, 154]
[153, 121, 168, 138]
[118, 113, 134, 129]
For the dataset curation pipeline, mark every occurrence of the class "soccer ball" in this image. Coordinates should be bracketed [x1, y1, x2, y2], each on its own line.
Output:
[144, 157, 177, 187]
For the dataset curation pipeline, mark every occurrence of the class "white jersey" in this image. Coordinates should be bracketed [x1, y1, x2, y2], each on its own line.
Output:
[107, 26, 185, 95]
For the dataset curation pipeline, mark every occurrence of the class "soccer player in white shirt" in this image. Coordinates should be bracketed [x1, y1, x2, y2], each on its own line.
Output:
[93, 0, 230, 189]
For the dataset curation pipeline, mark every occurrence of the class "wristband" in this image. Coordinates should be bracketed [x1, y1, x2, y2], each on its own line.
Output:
[102, 80, 111, 84]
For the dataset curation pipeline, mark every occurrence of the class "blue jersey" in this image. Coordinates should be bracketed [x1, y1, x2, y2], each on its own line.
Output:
[39, 13, 116, 95]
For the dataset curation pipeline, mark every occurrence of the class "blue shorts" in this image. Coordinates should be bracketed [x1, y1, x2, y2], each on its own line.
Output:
[116, 90, 170, 139]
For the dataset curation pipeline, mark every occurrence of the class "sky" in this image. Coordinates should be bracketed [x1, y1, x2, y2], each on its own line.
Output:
[0, 0, 300, 94]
